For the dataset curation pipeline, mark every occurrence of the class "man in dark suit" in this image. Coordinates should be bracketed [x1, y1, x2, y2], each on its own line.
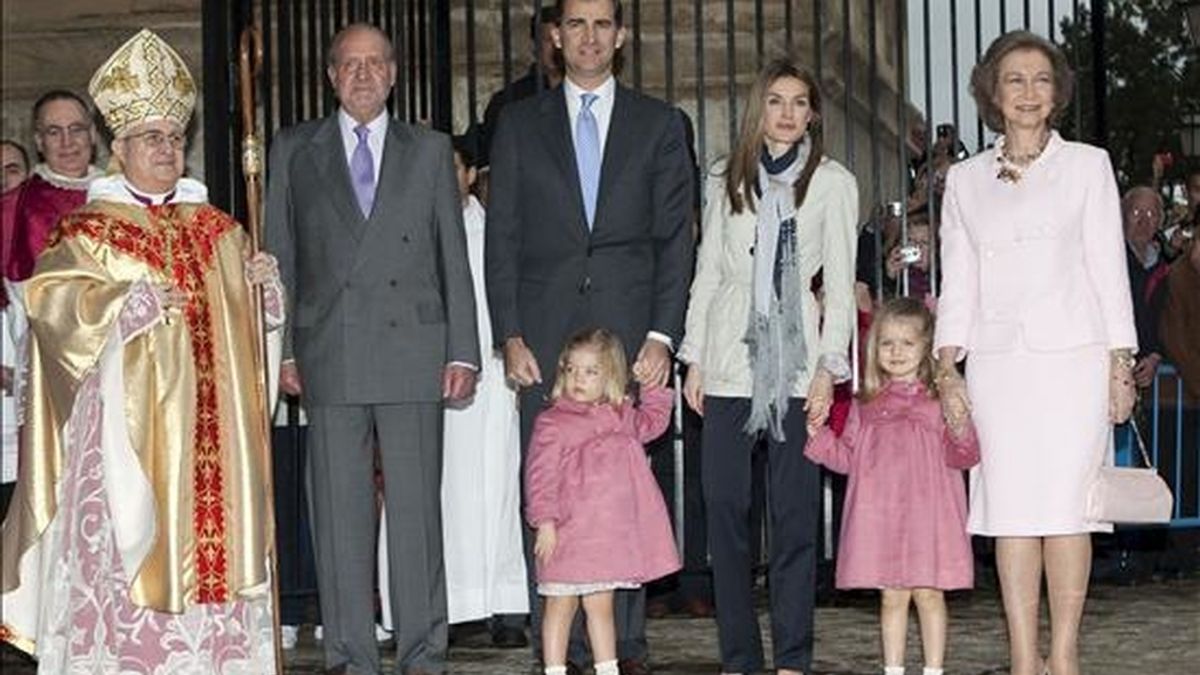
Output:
[265, 24, 479, 675]
[485, 2, 693, 673]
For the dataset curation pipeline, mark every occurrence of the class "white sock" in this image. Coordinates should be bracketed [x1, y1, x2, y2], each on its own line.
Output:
[595, 660, 620, 675]
[884, 667, 905, 675]
[544, 667, 567, 675]
[922, 669, 944, 675]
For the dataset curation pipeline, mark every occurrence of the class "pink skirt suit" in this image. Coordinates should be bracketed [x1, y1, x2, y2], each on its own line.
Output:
[934, 132, 1138, 536]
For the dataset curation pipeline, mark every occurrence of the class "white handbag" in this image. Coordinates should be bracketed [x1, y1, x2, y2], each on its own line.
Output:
[1085, 422, 1173, 525]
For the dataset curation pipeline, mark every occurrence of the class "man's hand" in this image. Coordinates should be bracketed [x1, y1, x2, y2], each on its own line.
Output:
[154, 283, 190, 312]
[503, 337, 542, 388]
[443, 364, 478, 402]
[244, 251, 280, 286]
[1133, 353, 1162, 389]
[279, 361, 303, 396]
[534, 522, 558, 562]
[633, 339, 671, 388]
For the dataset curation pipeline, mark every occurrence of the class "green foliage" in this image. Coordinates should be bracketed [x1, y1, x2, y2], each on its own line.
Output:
[1058, 0, 1200, 189]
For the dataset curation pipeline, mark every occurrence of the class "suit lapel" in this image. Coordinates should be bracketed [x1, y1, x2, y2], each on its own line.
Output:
[347, 121, 415, 269]
[594, 85, 636, 232]
[540, 91, 589, 237]
[312, 115, 368, 239]
[364, 122, 415, 233]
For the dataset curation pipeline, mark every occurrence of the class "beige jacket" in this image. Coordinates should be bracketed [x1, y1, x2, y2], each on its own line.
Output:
[678, 157, 859, 397]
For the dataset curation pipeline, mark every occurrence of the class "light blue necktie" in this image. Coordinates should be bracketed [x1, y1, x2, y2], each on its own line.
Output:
[350, 124, 375, 218]
[574, 93, 601, 229]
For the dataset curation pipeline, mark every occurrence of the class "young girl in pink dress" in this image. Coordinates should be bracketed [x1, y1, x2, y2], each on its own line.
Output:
[524, 328, 681, 675]
[805, 298, 980, 675]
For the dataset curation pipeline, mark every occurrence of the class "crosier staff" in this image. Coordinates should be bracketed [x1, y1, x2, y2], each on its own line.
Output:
[238, 24, 284, 675]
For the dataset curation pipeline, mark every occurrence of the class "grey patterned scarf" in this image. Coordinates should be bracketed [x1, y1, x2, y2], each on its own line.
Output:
[744, 139, 809, 441]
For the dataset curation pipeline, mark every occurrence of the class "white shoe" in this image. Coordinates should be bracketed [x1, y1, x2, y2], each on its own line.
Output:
[280, 625, 299, 650]
[313, 624, 323, 642]
[375, 623, 393, 642]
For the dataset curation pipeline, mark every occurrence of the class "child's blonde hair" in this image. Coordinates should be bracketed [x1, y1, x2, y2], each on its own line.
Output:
[862, 297, 936, 400]
[549, 328, 630, 405]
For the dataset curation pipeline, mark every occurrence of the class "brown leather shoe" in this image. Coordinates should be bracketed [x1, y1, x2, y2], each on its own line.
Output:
[682, 597, 715, 618]
[645, 597, 671, 619]
[618, 658, 652, 675]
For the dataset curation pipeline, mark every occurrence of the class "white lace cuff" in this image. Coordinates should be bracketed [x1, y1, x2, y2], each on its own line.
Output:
[818, 353, 852, 383]
[260, 277, 285, 331]
[119, 280, 164, 343]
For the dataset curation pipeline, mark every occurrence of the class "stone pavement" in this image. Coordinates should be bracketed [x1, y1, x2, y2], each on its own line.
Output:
[5, 575, 1195, 674]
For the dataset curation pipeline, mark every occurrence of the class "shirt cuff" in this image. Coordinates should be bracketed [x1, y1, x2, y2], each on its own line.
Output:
[646, 331, 674, 351]
[448, 360, 479, 371]
[818, 353, 852, 383]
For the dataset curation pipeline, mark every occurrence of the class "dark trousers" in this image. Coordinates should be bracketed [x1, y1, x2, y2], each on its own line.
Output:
[0, 481, 13, 526]
[514, 384, 648, 665]
[272, 415, 321, 627]
[702, 397, 820, 674]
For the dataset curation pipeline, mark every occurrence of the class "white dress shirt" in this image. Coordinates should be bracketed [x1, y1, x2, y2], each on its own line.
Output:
[563, 75, 616, 156]
[338, 107, 389, 179]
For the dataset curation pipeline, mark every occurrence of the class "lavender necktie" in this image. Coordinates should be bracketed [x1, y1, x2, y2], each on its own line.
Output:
[350, 124, 375, 217]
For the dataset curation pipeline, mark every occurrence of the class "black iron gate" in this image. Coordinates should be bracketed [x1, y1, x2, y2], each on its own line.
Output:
[199, 0, 1112, 599]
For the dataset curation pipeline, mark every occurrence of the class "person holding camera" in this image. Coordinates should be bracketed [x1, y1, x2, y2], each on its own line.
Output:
[1158, 196, 1200, 400]
[883, 213, 936, 303]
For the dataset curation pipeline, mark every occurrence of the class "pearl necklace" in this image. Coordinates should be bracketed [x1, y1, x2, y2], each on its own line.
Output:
[996, 131, 1051, 184]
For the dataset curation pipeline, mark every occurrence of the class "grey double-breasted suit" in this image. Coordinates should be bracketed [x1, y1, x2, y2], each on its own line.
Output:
[266, 113, 478, 675]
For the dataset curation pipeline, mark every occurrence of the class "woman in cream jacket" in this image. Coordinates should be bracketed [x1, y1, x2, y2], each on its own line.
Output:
[678, 58, 858, 675]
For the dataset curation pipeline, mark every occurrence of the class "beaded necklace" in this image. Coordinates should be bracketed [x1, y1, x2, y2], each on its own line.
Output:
[995, 131, 1050, 184]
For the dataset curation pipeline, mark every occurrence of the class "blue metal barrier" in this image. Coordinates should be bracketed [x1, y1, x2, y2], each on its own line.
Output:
[1114, 363, 1200, 528]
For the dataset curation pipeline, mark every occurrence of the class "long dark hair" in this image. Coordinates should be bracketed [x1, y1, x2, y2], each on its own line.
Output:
[726, 57, 824, 214]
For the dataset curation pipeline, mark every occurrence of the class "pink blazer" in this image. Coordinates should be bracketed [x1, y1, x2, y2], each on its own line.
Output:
[934, 132, 1137, 356]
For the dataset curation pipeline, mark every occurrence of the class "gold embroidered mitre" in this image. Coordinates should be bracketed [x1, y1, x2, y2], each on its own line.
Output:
[89, 29, 196, 137]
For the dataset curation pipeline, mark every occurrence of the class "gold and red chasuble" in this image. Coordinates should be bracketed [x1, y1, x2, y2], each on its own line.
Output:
[1, 200, 271, 613]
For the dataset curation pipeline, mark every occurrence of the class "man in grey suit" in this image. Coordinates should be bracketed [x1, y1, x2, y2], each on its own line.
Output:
[265, 24, 479, 675]
[486, 1, 694, 673]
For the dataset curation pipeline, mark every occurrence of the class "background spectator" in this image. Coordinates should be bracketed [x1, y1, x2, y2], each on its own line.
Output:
[1121, 186, 1170, 389]
[1, 140, 29, 192]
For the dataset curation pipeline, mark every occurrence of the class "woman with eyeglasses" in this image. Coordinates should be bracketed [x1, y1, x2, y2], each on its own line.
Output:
[1, 30, 285, 672]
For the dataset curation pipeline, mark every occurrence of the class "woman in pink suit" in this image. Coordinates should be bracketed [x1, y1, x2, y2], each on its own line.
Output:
[525, 328, 681, 675]
[934, 32, 1137, 675]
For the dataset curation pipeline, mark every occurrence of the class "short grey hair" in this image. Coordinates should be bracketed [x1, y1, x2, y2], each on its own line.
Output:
[327, 23, 395, 68]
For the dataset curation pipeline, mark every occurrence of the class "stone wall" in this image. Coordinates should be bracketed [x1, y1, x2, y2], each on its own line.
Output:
[447, 0, 916, 211]
[2, 0, 919, 211]
[1, 0, 204, 175]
